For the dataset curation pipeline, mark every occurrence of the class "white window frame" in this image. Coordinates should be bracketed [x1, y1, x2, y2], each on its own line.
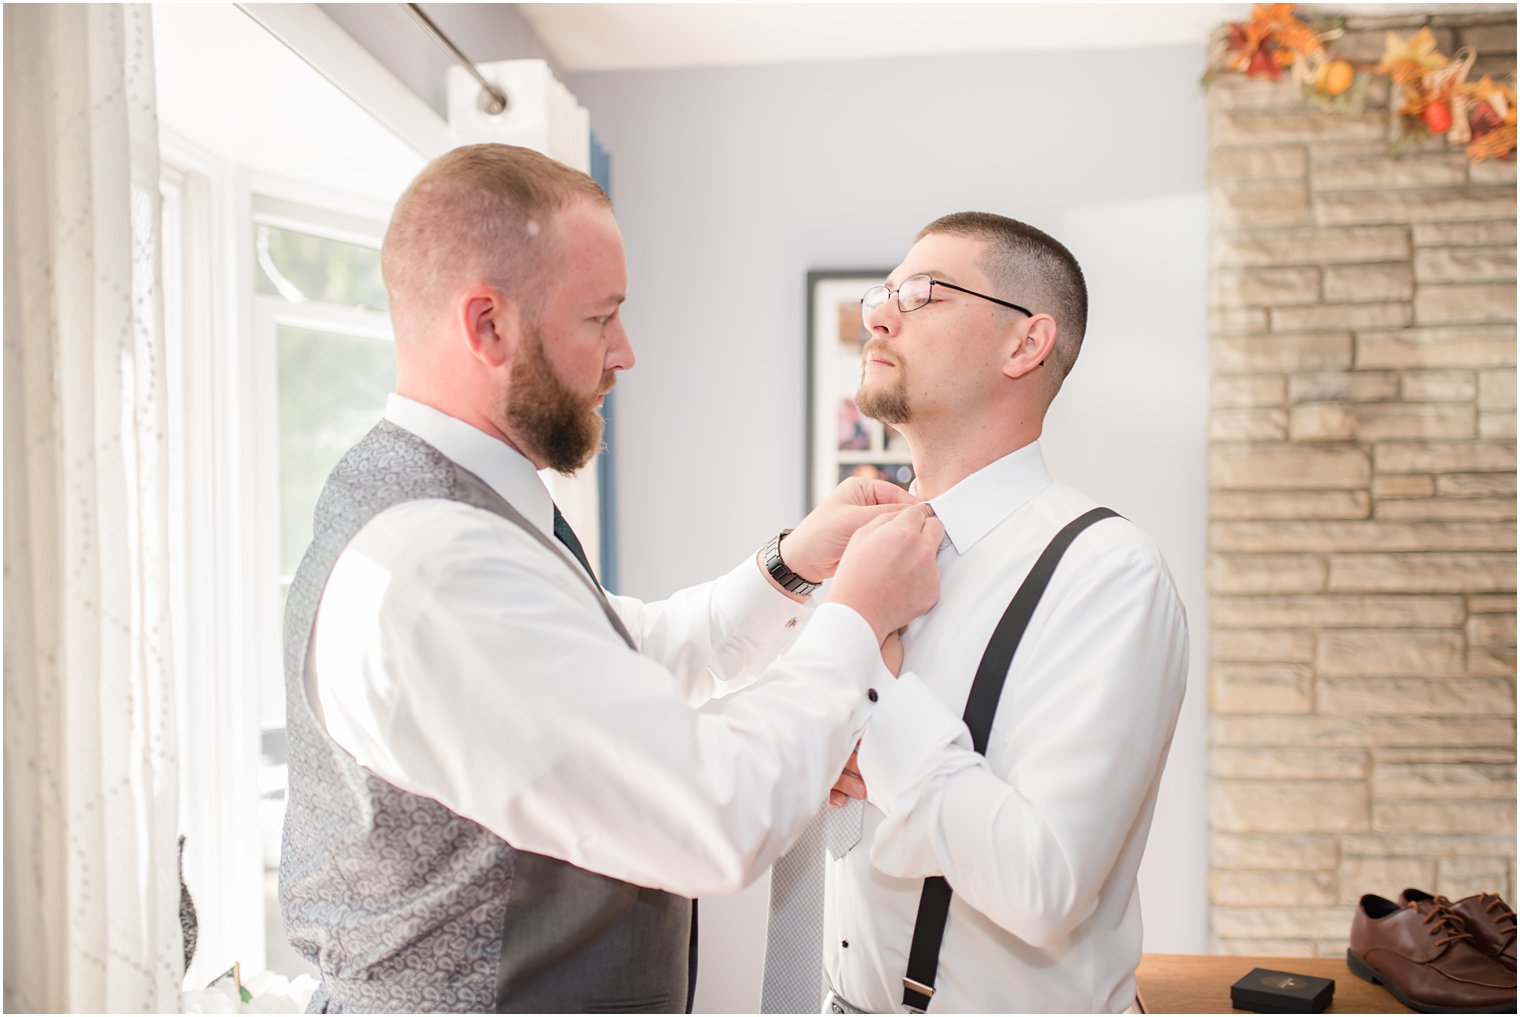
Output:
[162, 127, 397, 984]
[162, 127, 268, 984]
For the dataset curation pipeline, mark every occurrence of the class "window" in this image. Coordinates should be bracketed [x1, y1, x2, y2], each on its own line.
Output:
[154, 4, 425, 984]
[251, 198, 396, 976]
[160, 143, 403, 980]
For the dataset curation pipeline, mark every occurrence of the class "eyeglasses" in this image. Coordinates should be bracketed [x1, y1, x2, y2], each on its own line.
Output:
[861, 274, 1033, 323]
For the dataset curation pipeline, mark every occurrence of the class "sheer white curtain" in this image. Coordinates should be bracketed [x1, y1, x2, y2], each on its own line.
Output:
[3, 4, 182, 1011]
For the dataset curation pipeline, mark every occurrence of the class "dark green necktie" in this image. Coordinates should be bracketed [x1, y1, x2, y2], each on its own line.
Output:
[552, 504, 598, 586]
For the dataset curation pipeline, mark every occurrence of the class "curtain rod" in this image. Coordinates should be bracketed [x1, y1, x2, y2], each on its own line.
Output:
[403, 3, 509, 115]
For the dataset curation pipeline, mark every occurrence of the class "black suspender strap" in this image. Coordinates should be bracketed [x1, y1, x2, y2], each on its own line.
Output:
[900, 506, 1120, 1013]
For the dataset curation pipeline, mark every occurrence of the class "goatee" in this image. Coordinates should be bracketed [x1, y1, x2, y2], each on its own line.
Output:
[856, 346, 911, 424]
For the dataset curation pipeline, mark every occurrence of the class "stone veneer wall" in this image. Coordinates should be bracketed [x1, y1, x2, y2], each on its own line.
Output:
[1206, 7, 1517, 956]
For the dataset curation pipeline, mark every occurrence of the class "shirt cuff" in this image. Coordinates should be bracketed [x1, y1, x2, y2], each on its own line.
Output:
[858, 671, 976, 816]
[757, 602, 889, 745]
[857, 672, 980, 878]
[716, 552, 817, 638]
[699, 554, 819, 688]
[785, 602, 894, 688]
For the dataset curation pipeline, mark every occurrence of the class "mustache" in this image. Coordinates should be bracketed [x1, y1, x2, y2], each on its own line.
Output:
[862, 338, 899, 363]
[597, 373, 616, 397]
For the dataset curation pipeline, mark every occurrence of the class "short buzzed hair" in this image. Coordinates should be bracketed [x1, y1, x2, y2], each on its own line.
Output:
[381, 143, 609, 338]
[918, 212, 1088, 395]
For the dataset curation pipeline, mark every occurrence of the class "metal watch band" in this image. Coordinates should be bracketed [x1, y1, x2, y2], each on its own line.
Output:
[763, 527, 820, 596]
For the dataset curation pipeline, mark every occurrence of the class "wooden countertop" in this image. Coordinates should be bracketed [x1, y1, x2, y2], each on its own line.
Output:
[1136, 953, 1415, 1014]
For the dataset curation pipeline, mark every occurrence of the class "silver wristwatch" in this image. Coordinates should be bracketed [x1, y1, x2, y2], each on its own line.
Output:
[763, 528, 820, 596]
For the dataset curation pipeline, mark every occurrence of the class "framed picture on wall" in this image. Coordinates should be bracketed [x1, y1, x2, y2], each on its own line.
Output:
[805, 269, 915, 508]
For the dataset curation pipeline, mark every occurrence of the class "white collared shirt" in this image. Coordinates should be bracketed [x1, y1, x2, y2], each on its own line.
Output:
[310, 395, 897, 897]
[823, 441, 1189, 1013]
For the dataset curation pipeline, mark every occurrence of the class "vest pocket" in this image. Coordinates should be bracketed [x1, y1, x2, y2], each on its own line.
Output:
[583, 995, 672, 1013]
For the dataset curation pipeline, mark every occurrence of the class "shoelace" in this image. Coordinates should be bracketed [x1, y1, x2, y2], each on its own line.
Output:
[1410, 898, 1476, 949]
[1480, 893, 1516, 933]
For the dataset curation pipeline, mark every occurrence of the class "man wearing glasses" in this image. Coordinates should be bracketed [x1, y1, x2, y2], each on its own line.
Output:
[765, 213, 1189, 1013]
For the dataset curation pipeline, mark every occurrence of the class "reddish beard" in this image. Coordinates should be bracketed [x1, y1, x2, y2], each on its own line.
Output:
[504, 328, 611, 474]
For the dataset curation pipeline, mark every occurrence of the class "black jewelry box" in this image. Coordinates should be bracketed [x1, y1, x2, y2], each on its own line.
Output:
[1230, 967, 1335, 1013]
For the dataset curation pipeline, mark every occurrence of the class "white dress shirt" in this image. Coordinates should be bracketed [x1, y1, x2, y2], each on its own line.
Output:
[310, 395, 897, 898]
[823, 441, 1189, 1013]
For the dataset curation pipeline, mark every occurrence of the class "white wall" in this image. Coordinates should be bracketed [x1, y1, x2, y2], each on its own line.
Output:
[568, 45, 1211, 1011]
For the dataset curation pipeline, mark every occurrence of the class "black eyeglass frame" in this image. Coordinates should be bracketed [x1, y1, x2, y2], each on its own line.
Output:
[861, 274, 1034, 319]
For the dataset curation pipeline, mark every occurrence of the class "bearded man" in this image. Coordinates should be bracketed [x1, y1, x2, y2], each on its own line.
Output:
[279, 144, 945, 1013]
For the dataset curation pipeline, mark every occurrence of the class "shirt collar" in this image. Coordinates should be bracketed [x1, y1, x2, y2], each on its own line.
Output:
[923, 441, 1053, 556]
[384, 394, 555, 537]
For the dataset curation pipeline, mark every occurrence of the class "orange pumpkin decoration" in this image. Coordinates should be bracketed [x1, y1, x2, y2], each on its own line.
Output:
[1316, 60, 1355, 95]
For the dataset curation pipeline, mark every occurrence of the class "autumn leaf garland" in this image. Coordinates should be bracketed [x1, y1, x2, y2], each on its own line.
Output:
[1208, 4, 1516, 162]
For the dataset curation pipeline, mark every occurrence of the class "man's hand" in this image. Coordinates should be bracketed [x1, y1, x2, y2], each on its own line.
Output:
[829, 747, 865, 807]
[778, 477, 920, 583]
[827, 504, 944, 643]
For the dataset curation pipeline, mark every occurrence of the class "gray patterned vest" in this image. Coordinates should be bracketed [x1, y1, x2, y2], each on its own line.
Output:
[279, 420, 692, 1013]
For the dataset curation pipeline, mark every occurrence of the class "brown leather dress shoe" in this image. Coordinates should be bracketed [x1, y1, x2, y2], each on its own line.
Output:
[1348, 893, 1516, 1013]
[1402, 889, 1518, 973]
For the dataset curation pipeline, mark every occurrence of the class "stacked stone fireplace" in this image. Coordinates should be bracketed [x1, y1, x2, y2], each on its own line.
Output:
[1205, 6, 1517, 956]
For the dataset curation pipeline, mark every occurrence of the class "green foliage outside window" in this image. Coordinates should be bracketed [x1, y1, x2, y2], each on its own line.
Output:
[255, 223, 388, 313]
[276, 325, 396, 578]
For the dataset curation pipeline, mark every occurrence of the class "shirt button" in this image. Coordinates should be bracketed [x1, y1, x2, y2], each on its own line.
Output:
[867, 688, 878, 703]
[842, 939, 850, 948]
[786, 617, 798, 629]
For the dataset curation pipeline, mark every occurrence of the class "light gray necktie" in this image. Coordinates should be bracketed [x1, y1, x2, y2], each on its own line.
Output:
[825, 798, 864, 859]
[760, 802, 863, 1012]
